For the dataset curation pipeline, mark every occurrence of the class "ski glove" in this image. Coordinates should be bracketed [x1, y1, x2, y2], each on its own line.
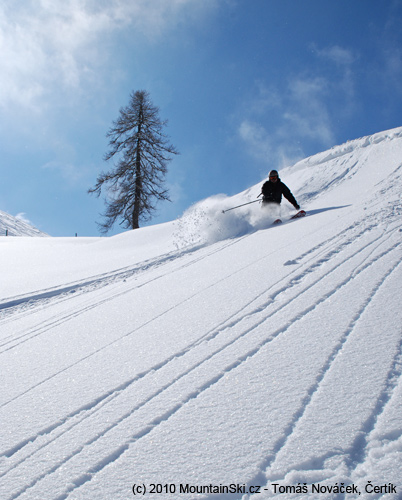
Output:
[294, 204, 300, 210]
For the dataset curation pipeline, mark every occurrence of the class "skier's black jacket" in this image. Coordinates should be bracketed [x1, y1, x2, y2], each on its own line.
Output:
[261, 178, 299, 208]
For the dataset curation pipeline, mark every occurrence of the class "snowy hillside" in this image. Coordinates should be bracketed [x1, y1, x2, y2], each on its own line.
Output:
[0, 209, 47, 237]
[1, 127, 402, 500]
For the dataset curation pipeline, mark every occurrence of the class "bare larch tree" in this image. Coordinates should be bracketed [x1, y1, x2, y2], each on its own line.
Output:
[89, 90, 178, 233]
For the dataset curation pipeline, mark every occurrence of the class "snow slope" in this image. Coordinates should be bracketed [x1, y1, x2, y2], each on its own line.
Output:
[0, 210, 47, 237]
[1, 127, 402, 500]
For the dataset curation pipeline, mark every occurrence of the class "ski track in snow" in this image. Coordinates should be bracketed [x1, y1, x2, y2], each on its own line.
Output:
[0, 227, 266, 357]
[1, 129, 402, 500]
[1, 209, 401, 500]
[248, 251, 402, 498]
[0, 211, 387, 405]
[0, 232, 250, 321]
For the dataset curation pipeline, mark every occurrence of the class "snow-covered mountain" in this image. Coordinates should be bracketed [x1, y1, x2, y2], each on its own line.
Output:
[0, 209, 47, 237]
[1, 127, 401, 500]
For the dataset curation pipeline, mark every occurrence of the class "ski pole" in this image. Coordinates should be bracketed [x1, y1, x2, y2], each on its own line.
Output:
[222, 199, 261, 213]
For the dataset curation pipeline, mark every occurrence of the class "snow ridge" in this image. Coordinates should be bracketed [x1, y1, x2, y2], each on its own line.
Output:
[0, 209, 47, 237]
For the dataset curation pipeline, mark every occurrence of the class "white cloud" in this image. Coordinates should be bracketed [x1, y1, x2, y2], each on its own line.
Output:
[15, 212, 33, 225]
[236, 41, 362, 170]
[238, 120, 273, 161]
[382, 46, 402, 90]
[313, 44, 355, 66]
[41, 160, 92, 185]
[0, 0, 218, 110]
[238, 119, 304, 172]
[311, 44, 356, 102]
[237, 76, 335, 171]
[285, 77, 335, 145]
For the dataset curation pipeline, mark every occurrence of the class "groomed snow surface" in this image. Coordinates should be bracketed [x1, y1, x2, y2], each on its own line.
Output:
[1, 127, 402, 500]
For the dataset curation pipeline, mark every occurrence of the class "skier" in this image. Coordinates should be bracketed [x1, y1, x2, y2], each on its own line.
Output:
[260, 170, 300, 213]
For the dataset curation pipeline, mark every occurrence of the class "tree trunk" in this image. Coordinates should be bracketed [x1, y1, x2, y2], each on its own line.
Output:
[132, 106, 144, 229]
[132, 166, 142, 229]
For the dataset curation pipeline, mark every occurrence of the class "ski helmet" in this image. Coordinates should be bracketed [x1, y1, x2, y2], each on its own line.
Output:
[269, 170, 279, 178]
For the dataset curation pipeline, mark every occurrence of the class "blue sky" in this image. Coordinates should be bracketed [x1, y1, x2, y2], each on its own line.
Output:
[1, 0, 402, 236]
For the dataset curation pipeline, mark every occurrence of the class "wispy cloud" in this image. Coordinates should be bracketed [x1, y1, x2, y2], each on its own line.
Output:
[237, 44, 358, 171]
[238, 75, 335, 171]
[382, 46, 402, 89]
[15, 212, 34, 225]
[284, 77, 334, 144]
[312, 43, 356, 101]
[313, 44, 355, 66]
[377, 2, 402, 95]
[239, 119, 302, 172]
[0, 0, 218, 110]
[238, 120, 272, 161]
[41, 160, 92, 185]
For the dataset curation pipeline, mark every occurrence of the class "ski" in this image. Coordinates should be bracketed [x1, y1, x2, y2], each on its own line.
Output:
[290, 209, 306, 219]
[272, 210, 306, 225]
